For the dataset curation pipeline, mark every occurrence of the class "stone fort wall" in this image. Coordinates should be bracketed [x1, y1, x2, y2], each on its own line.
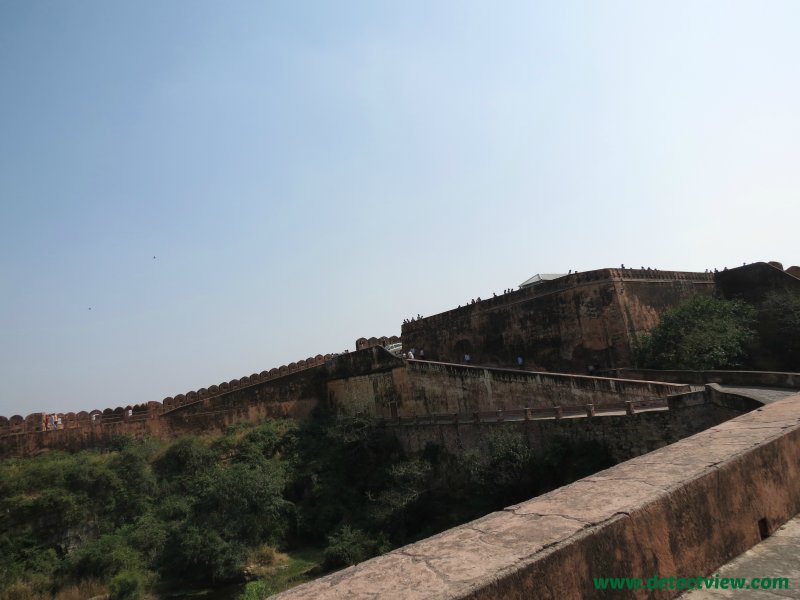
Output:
[0, 350, 343, 457]
[0, 349, 692, 458]
[388, 395, 743, 463]
[400, 268, 715, 373]
[326, 359, 693, 419]
[5, 262, 795, 458]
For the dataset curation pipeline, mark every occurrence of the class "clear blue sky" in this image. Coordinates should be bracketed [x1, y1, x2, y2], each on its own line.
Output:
[1, 1, 798, 417]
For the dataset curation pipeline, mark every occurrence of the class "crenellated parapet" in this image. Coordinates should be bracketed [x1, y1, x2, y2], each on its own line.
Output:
[0, 350, 341, 442]
[355, 335, 401, 351]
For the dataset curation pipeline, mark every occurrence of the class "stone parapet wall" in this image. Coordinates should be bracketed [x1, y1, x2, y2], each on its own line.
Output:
[355, 335, 400, 351]
[614, 368, 800, 389]
[272, 393, 800, 600]
[327, 361, 694, 420]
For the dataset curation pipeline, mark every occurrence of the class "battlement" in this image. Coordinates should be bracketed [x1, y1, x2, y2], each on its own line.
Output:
[355, 335, 400, 351]
[0, 350, 342, 440]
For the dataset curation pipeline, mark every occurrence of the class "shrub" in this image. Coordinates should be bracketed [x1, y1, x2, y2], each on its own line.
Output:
[108, 570, 148, 600]
[323, 526, 377, 569]
[238, 580, 276, 600]
[248, 544, 277, 566]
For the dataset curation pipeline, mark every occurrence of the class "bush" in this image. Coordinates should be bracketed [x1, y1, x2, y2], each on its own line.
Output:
[323, 526, 378, 569]
[248, 544, 277, 566]
[108, 570, 148, 600]
[64, 533, 144, 581]
[238, 580, 276, 600]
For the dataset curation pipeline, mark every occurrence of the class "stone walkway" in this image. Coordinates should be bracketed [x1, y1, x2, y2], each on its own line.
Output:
[682, 515, 800, 598]
[715, 385, 798, 405]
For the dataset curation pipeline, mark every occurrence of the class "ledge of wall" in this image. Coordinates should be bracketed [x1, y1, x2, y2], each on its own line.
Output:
[273, 393, 800, 600]
[614, 368, 800, 389]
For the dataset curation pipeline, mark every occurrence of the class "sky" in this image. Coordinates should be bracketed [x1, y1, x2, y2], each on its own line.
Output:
[1, 1, 799, 417]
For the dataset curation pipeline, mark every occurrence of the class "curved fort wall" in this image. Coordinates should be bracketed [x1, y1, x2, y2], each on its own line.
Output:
[401, 268, 716, 373]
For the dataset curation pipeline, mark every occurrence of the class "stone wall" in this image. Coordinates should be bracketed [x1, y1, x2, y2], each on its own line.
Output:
[327, 360, 694, 420]
[0, 350, 351, 457]
[271, 393, 800, 600]
[715, 261, 800, 302]
[614, 368, 800, 389]
[387, 397, 742, 463]
[355, 335, 401, 351]
[400, 268, 714, 373]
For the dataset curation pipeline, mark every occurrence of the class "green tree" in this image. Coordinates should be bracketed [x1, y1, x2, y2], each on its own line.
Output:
[634, 295, 755, 370]
[463, 428, 536, 509]
[756, 290, 800, 370]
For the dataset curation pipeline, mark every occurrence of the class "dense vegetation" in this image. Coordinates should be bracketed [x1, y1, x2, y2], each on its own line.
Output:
[634, 291, 800, 371]
[0, 414, 615, 600]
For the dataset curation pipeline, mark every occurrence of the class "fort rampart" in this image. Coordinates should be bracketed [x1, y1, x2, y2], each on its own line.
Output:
[0, 350, 345, 456]
[0, 349, 698, 458]
[386, 394, 741, 463]
[400, 268, 715, 373]
[326, 359, 695, 420]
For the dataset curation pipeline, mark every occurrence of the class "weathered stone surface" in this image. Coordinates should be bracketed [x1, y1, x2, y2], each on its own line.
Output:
[390, 400, 744, 463]
[327, 361, 693, 420]
[683, 515, 800, 599]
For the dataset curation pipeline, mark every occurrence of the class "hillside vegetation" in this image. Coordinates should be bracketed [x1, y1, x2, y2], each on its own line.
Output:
[0, 413, 614, 600]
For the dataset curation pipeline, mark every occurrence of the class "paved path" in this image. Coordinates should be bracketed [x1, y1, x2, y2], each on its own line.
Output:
[682, 515, 800, 598]
[715, 385, 798, 405]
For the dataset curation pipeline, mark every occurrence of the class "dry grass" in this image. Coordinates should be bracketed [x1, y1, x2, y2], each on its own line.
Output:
[54, 581, 106, 600]
[0, 580, 107, 600]
[245, 544, 289, 578]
